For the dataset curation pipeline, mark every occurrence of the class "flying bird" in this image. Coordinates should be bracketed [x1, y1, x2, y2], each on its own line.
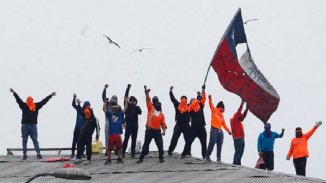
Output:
[244, 19, 259, 24]
[103, 34, 120, 48]
[129, 48, 153, 55]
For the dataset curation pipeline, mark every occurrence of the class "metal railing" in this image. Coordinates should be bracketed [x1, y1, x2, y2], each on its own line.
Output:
[7, 148, 72, 155]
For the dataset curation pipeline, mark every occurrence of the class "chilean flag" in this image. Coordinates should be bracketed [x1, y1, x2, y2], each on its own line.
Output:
[210, 8, 280, 123]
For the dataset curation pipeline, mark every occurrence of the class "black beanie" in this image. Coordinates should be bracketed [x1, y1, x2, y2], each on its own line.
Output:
[216, 101, 224, 109]
[296, 127, 302, 131]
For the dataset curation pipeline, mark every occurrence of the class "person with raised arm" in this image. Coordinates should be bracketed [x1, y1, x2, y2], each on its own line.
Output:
[286, 121, 322, 176]
[137, 85, 167, 163]
[122, 84, 142, 158]
[9, 88, 56, 160]
[167, 86, 190, 156]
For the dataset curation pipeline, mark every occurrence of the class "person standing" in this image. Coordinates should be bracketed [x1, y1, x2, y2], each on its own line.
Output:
[137, 85, 167, 163]
[286, 121, 322, 176]
[70, 94, 84, 158]
[167, 86, 190, 156]
[104, 103, 125, 164]
[73, 96, 99, 164]
[9, 88, 56, 160]
[181, 85, 207, 159]
[122, 84, 142, 158]
[205, 95, 231, 162]
[257, 123, 285, 171]
[230, 99, 249, 165]
[102, 84, 121, 155]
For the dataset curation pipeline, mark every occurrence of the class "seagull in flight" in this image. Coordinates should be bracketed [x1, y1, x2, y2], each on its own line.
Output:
[129, 48, 153, 55]
[244, 19, 259, 24]
[103, 34, 120, 48]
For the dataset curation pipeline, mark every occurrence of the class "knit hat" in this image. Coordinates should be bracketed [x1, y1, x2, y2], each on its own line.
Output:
[83, 101, 90, 108]
[216, 101, 225, 109]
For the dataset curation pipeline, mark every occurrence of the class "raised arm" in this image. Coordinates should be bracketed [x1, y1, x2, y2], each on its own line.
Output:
[37, 92, 56, 109]
[304, 124, 318, 140]
[102, 84, 108, 103]
[276, 129, 285, 138]
[169, 86, 179, 108]
[10, 88, 24, 108]
[124, 96, 129, 113]
[238, 101, 249, 121]
[72, 93, 77, 109]
[124, 84, 131, 107]
[144, 85, 152, 111]
[208, 95, 215, 112]
[201, 86, 206, 105]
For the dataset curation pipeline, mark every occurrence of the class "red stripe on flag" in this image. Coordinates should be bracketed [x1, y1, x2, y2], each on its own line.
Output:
[211, 39, 279, 122]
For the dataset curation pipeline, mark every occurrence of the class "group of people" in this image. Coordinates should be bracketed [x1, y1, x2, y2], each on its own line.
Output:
[9, 85, 322, 177]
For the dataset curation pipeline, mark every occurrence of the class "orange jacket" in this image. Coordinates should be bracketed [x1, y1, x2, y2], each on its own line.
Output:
[209, 97, 231, 134]
[145, 96, 167, 130]
[287, 126, 317, 159]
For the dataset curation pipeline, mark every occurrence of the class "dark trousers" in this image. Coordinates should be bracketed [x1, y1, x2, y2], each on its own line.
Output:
[122, 125, 138, 155]
[293, 157, 307, 176]
[206, 128, 224, 161]
[71, 127, 80, 155]
[21, 124, 40, 155]
[182, 126, 207, 159]
[233, 138, 245, 165]
[168, 123, 190, 154]
[139, 129, 164, 160]
[76, 133, 92, 160]
[262, 151, 274, 170]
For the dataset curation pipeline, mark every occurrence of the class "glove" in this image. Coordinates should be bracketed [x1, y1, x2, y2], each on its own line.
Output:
[286, 157, 290, 160]
[202, 85, 206, 90]
[316, 121, 322, 127]
[127, 84, 131, 88]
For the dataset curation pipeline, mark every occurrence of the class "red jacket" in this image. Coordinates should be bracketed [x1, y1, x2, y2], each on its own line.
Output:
[230, 102, 248, 139]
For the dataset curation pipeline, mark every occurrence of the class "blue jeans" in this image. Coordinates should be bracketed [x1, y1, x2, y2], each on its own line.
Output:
[21, 124, 40, 155]
[205, 128, 224, 161]
[233, 138, 245, 165]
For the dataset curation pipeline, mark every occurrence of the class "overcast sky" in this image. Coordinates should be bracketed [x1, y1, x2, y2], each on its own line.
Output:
[1, 0, 325, 180]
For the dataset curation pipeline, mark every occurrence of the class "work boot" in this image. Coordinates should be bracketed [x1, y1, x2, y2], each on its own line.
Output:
[22, 155, 27, 160]
[159, 158, 165, 163]
[117, 158, 124, 163]
[37, 154, 43, 159]
[104, 159, 111, 165]
[168, 151, 172, 156]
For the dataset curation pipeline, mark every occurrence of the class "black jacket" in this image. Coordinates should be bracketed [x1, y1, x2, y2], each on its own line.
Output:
[124, 104, 142, 127]
[73, 102, 99, 136]
[13, 93, 52, 124]
[190, 103, 206, 128]
[169, 91, 190, 125]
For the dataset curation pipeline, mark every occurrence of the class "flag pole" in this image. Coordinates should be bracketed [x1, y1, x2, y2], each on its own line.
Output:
[203, 8, 242, 86]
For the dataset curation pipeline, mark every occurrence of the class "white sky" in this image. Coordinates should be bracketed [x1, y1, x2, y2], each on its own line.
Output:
[1, 0, 325, 180]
